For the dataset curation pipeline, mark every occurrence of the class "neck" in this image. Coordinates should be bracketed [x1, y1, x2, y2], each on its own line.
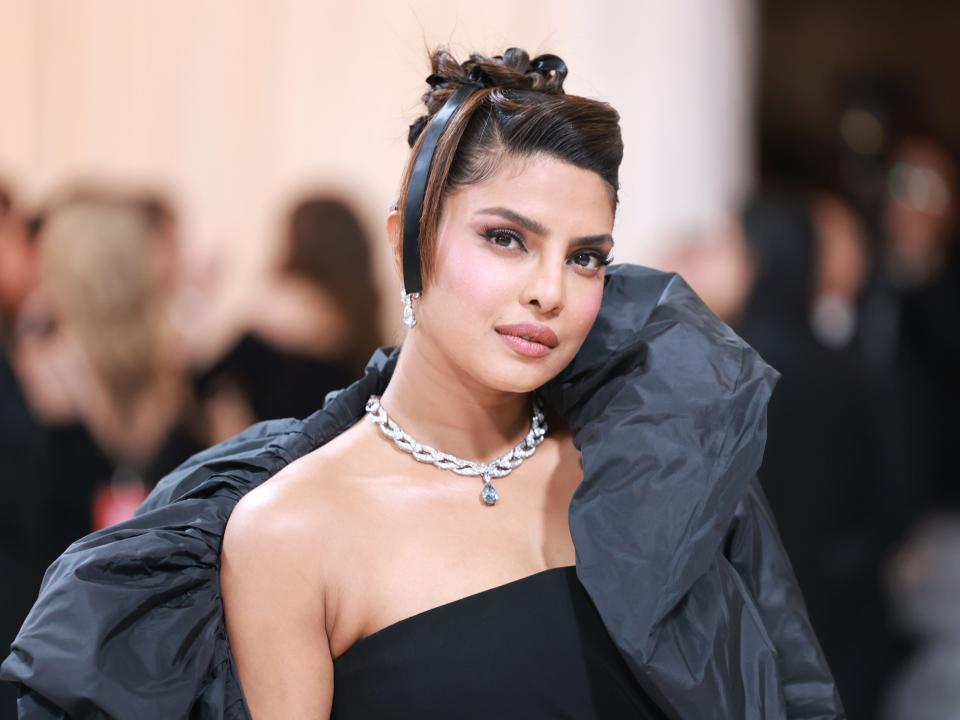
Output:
[378, 331, 532, 463]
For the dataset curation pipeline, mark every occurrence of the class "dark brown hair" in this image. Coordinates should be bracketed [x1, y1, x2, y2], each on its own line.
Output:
[284, 195, 382, 375]
[395, 47, 623, 285]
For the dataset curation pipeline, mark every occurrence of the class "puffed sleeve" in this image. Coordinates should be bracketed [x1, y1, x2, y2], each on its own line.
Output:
[724, 477, 846, 718]
[0, 418, 311, 719]
[545, 264, 844, 719]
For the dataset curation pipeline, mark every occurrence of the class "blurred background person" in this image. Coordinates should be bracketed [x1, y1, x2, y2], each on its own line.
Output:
[859, 134, 960, 509]
[736, 192, 899, 720]
[861, 134, 960, 720]
[0, 182, 56, 720]
[195, 194, 381, 443]
[12, 193, 206, 531]
[809, 193, 870, 351]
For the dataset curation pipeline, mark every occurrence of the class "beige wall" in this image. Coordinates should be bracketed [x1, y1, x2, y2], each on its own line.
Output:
[0, 0, 754, 351]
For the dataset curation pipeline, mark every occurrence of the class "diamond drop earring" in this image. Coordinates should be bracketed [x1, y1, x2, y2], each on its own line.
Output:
[401, 289, 420, 328]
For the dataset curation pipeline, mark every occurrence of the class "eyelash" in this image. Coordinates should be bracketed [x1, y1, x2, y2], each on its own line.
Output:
[482, 228, 613, 271]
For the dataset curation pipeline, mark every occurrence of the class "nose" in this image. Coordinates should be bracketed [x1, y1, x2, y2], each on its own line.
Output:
[521, 256, 565, 315]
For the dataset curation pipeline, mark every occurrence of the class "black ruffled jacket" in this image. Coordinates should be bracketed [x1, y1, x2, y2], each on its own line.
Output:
[2, 265, 845, 719]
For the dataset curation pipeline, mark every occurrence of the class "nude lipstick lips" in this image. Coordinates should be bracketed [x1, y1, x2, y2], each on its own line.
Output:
[494, 323, 559, 359]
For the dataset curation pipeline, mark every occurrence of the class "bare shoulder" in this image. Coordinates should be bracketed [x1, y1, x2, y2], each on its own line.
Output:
[219, 415, 374, 718]
[222, 415, 374, 584]
[221, 415, 384, 619]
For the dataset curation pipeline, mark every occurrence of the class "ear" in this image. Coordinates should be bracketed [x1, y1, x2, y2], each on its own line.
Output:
[386, 209, 402, 278]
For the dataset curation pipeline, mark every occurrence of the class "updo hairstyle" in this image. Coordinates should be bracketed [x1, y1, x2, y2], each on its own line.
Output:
[394, 47, 624, 285]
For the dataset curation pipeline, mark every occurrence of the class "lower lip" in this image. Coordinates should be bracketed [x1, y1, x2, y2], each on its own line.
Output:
[496, 331, 554, 358]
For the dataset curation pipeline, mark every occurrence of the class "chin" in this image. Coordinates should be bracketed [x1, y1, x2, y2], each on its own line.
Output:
[479, 356, 569, 394]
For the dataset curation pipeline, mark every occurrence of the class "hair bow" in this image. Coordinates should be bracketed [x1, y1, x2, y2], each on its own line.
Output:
[528, 53, 568, 85]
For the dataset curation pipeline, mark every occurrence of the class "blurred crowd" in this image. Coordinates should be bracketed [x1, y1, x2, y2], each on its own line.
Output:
[0, 184, 383, 717]
[666, 121, 960, 719]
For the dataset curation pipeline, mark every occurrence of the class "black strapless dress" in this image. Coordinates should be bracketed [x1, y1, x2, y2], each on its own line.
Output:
[330, 566, 667, 719]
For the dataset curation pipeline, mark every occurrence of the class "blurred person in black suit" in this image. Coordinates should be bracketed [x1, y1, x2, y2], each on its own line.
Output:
[859, 135, 960, 510]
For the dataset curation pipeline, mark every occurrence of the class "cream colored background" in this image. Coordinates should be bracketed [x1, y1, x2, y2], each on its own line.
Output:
[0, 0, 754, 349]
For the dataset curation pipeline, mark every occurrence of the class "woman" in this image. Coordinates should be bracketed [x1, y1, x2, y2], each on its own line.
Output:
[11, 196, 206, 526]
[2, 48, 843, 719]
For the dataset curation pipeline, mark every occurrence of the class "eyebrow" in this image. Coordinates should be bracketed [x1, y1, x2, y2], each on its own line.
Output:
[475, 206, 614, 247]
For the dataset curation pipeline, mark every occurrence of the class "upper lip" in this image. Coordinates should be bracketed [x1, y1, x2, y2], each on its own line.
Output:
[494, 322, 559, 348]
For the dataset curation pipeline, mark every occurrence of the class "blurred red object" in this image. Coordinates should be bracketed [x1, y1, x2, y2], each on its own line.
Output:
[91, 480, 147, 530]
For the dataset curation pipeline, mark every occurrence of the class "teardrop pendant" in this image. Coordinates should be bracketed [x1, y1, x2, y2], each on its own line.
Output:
[480, 482, 499, 506]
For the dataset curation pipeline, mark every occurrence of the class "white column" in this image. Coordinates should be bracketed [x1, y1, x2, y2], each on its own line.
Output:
[564, 0, 757, 265]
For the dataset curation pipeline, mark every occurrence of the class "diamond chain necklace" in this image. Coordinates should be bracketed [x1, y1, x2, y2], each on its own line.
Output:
[364, 394, 548, 506]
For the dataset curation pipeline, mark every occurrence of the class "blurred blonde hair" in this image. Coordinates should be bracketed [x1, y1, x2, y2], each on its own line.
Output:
[41, 199, 167, 419]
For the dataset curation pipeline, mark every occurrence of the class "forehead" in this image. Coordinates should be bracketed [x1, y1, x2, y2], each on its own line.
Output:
[444, 154, 615, 233]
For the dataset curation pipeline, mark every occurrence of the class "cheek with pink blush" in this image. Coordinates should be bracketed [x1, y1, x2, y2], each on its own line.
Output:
[569, 284, 604, 344]
[456, 244, 512, 293]
[428, 229, 519, 321]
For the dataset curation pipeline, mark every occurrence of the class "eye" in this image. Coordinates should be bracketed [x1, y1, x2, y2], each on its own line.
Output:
[569, 251, 612, 271]
[483, 228, 526, 251]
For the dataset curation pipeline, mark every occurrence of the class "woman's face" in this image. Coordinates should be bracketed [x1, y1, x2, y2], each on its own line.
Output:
[412, 153, 615, 394]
